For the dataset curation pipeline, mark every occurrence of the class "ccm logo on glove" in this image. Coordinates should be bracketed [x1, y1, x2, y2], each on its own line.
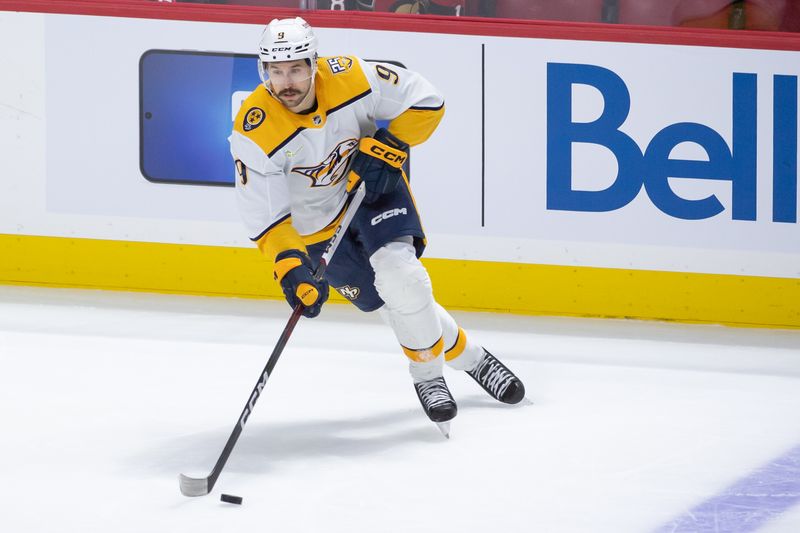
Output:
[349, 128, 410, 204]
[367, 142, 407, 166]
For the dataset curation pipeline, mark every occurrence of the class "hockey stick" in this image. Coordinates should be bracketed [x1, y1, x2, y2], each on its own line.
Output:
[179, 182, 366, 497]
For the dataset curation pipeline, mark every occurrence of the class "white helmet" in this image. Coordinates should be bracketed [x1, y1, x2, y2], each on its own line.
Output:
[257, 17, 319, 89]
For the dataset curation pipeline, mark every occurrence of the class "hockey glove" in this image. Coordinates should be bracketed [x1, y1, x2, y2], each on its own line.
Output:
[349, 128, 409, 204]
[273, 250, 329, 318]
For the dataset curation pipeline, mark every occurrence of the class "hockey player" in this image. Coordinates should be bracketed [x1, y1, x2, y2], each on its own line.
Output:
[230, 17, 525, 435]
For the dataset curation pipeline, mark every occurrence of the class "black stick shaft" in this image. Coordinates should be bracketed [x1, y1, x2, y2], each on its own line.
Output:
[204, 303, 304, 493]
[182, 184, 364, 496]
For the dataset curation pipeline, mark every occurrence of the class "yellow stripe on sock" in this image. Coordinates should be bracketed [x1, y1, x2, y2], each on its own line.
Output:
[402, 337, 444, 362]
[444, 327, 467, 362]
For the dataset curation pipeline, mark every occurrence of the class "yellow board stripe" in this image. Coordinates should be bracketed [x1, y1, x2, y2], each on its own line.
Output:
[422, 258, 800, 329]
[0, 233, 290, 299]
[0, 233, 798, 329]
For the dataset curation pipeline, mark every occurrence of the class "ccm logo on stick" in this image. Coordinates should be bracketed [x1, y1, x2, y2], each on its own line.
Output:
[371, 208, 408, 226]
[239, 369, 270, 429]
[546, 63, 798, 223]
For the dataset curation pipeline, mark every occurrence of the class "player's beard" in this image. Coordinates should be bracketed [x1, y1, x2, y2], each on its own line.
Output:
[277, 86, 309, 108]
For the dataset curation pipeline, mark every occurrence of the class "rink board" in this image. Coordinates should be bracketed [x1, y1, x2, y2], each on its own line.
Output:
[2, 233, 798, 328]
[0, 3, 798, 327]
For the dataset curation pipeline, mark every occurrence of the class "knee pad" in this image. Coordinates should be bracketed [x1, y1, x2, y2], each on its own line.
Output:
[370, 241, 433, 316]
[371, 241, 441, 353]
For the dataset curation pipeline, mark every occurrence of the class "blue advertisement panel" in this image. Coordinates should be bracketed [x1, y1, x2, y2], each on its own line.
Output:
[139, 50, 261, 186]
[139, 51, 404, 187]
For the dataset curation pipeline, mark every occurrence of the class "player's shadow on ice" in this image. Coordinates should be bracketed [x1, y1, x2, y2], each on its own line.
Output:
[136, 397, 528, 477]
[456, 395, 531, 410]
[144, 407, 446, 476]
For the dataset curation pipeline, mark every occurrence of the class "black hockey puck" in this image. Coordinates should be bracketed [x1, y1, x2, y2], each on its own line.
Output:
[220, 493, 243, 505]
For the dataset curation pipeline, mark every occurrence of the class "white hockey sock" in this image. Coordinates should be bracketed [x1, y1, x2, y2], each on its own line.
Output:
[371, 240, 445, 382]
[435, 303, 485, 372]
[408, 353, 445, 383]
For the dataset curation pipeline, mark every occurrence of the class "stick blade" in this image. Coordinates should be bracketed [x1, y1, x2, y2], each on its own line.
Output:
[179, 473, 210, 497]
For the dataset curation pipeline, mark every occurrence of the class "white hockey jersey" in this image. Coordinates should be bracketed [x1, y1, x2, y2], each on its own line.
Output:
[229, 56, 444, 260]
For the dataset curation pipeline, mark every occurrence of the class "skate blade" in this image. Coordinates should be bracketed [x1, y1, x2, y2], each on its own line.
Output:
[435, 421, 451, 439]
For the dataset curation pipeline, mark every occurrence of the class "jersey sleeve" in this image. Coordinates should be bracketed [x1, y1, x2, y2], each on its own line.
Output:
[230, 130, 306, 260]
[359, 58, 445, 147]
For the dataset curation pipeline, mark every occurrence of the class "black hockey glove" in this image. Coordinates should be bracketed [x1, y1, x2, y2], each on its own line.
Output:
[273, 250, 329, 318]
[349, 128, 409, 204]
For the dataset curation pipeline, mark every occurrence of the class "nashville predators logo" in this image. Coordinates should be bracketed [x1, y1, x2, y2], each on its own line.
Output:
[336, 285, 360, 301]
[291, 138, 358, 188]
[243, 107, 265, 132]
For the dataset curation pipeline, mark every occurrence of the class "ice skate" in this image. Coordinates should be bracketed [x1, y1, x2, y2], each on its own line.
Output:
[467, 350, 525, 404]
[414, 376, 457, 437]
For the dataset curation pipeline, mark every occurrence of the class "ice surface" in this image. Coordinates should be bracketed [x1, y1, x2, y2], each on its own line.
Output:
[0, 285, 799, 533]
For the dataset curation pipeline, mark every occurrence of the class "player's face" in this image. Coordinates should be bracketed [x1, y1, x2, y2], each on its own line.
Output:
[266, 60, 313, 108]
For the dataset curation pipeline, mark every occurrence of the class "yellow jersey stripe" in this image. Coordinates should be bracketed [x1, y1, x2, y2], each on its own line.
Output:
[251, 213, 291, 243]
[300, 200, 349, 246]
[256, 218, 307, 260]
[388, 104, 445, 147]
[267, 128, 307, 159]
[326, 88, 372, 115]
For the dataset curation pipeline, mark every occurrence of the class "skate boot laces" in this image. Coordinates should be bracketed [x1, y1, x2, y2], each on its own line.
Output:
[471, 353, 513, 399]
[416, 377, 452, 409]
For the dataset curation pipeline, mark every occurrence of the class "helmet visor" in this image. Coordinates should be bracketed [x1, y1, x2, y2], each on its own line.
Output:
[260, 60, 314, 87]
